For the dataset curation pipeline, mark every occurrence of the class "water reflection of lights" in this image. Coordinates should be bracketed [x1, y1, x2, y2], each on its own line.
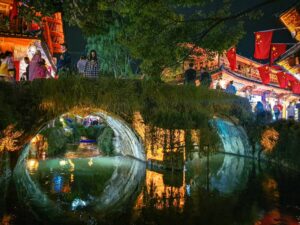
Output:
[70, 174, 74, 183]
[71, 198, 87, 211]
[68, 159, 75, 172]
[135, 170, 186, 211]
[88, 158, 93, 167]
[26, 159, 39, 172]
[59, 160, 67, 166]
[53, 175, 63, 193]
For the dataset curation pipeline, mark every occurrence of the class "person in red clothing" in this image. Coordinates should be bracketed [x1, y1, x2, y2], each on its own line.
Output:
[36, 59, 50, 79]
[273, 101, 283, 121]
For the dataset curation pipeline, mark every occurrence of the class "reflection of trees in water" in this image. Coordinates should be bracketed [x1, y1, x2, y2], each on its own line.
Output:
[132, 158, 300, 225]
[132, 111, 220, 171]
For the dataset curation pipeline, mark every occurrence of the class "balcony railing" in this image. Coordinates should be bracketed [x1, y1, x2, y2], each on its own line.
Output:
[0, 17, 28, 34]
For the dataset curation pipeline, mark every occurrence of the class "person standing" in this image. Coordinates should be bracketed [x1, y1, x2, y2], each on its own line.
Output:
[22, 57, 30, 80]
[0, 52, 10, 80]
[84, 50, 100, 79]
[286, 102, 295, 120]
[296, 99, 300, 122]
[199, 67, 212, 88]
[29, 50, 42, 81]
[225, 80, 237, 94]
[184, 63, 196, 85]
[273, 102, 283, 121]
[36, 59, 50, 79]
[6, 51, 15, 80]
[215, 76, 225, 90]
[58, 43, 72, 73]
[77, 55, 87, 76]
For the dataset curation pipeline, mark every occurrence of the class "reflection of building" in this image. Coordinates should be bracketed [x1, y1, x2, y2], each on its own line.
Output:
[0, 0, 65, 80]
[134, 170, 185, 211]
[132, 112, 201, 170]
[29, 134, 48, 159]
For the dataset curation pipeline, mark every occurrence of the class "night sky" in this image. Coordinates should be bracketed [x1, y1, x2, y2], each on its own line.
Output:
[64, 0, 298, 66]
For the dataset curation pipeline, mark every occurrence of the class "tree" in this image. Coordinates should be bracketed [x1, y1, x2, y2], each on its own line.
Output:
[19, 0, 277, 77]
[86, 20, 135, 78]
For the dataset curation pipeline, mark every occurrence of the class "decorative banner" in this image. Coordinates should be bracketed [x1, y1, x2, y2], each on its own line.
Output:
[10, 0, 18, 21]
[254, 31, 273, 59]
[226, 47, 236, 71]
[270, 43, 287, 64]
[291, 80, 300, 94]
[276, 71, 288, 88]
[286, 73, 297, 89]
[258, 65, 270, 85]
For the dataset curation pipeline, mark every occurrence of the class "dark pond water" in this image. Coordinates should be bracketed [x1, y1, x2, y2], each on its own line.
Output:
[1, 152, 300, 225]
[1, 113, 300, 225]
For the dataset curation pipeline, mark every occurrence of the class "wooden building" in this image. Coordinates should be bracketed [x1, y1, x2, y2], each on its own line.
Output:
[0, 0, 65, 80]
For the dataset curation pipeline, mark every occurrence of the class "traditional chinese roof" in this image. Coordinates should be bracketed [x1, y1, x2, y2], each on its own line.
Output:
[275, 42, 300, 79]
[280, 4, 300, 41]
[0, 31, 38, 39]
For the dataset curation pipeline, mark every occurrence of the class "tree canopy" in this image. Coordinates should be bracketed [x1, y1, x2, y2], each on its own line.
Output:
[19, 0, 276, 77]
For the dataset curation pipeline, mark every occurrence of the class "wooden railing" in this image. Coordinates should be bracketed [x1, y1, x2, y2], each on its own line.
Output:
[0, 17, 27, 34]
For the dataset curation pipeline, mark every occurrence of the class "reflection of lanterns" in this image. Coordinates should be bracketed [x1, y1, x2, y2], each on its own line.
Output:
[68, 159, 75, 172]
[42, 151, 46, 160]
[88, 158, 93, 167]
[59, 160, 67, 166]
[26, 159, 39, 172]
[53, 175, 63, 193]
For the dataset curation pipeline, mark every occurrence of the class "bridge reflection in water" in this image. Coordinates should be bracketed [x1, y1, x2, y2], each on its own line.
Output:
[10, 111, 300, 225]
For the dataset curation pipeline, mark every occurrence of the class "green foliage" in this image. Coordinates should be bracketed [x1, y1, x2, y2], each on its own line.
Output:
[0, 76, 253, 151]
[40, 127, 68, 157]
[262, 120, 300, 170]
[84, 125, 105, 140]
[97, 127, 115, 155]
[86, 21, 135, 78]
[18, 0, 276, 77]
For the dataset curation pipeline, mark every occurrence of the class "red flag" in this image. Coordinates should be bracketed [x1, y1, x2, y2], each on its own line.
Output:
[270, 44, 287, 64]
[286, 73, 297, 89]
[276, 72, 288, 88]
[226, 47, 236, 71]
[271, 65, 283, 71]
[254, 31, 273, 59]
[258, 65, 270, 85]
[291, 80, 300, 94]
[9, 0, 18, 21]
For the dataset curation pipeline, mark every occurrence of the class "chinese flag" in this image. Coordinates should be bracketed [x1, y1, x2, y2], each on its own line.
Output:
[258, 65, 270, 85]
[291, 80, 300, 94]
[286, 74, 297, 90]
[276, 72, 288, 88]
[270, 44, 286, 64]
[254, 31, 273, 59]
[226, 47, 236, 71]
[9, 0, 18, 21]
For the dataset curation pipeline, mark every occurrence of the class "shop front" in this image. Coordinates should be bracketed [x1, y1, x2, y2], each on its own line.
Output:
[0, 36, 56, 80]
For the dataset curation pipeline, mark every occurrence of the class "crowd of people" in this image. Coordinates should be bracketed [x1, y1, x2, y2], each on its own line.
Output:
[184, 62, 237, 94]
[0, 49, 51, 82]
[184, 62, 214, 88]
[184, 62, 300, 123]
[0, 51, 15, 81]
[55, 44, 100, 79]
[0, 43, 100, 82]
[254, 100, 300, 123]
